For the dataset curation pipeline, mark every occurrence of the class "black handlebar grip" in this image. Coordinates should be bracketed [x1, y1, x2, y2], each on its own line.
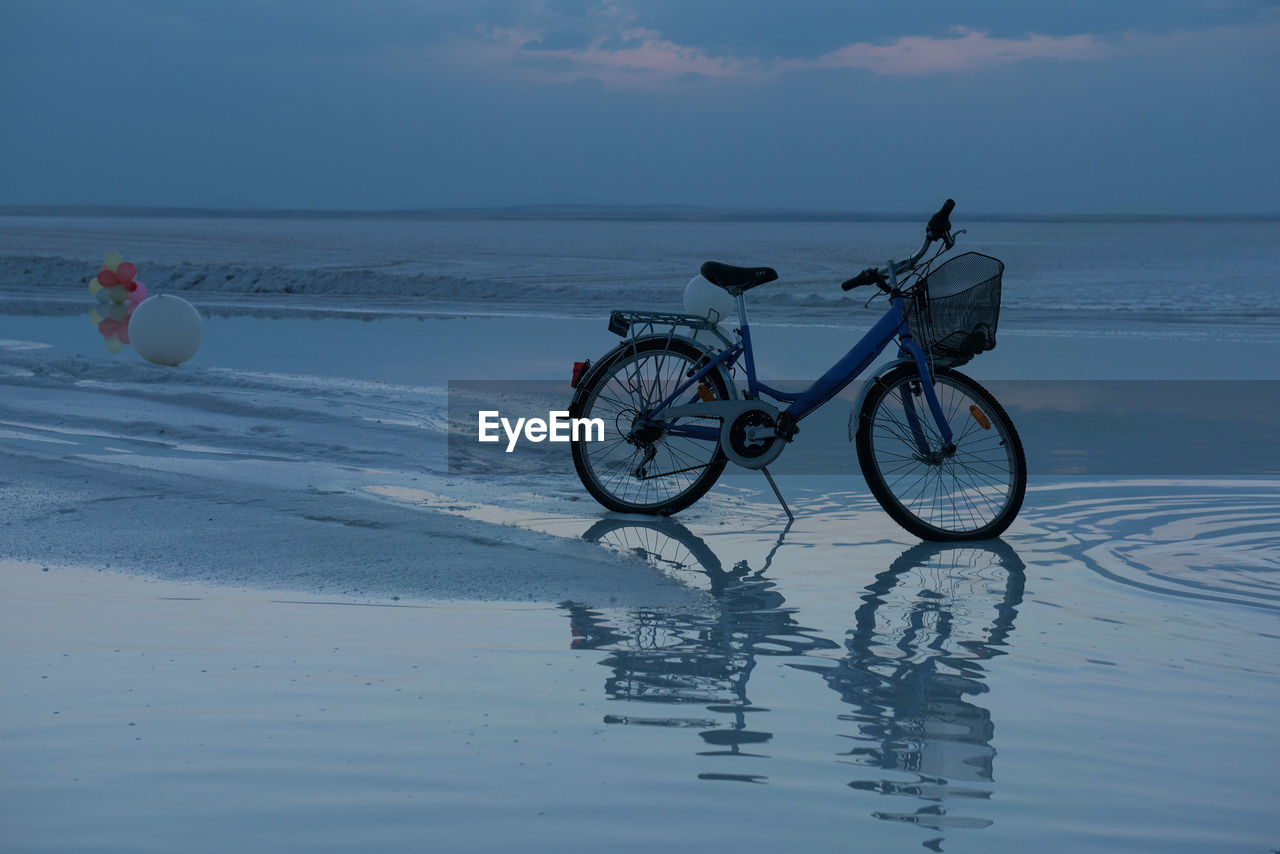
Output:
[842, 268, 887, 291]
[927, 198, 956, 244]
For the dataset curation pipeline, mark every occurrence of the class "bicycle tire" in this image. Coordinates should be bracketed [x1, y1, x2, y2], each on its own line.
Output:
[855, 364, 1026, 541]
[571, 336, 730, 515]
[581, 516, 724, 576]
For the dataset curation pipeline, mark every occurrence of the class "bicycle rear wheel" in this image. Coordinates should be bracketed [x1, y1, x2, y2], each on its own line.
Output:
[855, 364, 1026, 541]
[571, 337, 729, 515]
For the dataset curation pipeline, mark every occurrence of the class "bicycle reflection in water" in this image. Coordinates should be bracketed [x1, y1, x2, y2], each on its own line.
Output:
[563, 518, 1025, 840]
[567, 520, 839, 777]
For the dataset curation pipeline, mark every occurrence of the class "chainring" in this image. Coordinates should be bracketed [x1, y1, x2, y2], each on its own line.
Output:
[721, 404, 786, 469]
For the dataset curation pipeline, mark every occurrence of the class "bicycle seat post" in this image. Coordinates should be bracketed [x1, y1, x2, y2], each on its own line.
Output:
[736, 291, 759, 396]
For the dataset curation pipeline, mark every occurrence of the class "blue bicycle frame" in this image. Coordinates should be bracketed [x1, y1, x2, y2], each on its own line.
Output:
[644, 291, 955, 455]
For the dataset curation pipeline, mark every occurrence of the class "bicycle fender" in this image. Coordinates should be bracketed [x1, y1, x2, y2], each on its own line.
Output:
[848, 357, 917, 441]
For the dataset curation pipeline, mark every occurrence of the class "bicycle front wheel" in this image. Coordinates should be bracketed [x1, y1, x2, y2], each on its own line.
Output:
[570, 336, 729, 515]
[855, 364, 1026, 541]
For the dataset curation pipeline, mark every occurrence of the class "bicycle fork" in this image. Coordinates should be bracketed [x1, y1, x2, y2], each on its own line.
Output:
[897, 341, 956, 461]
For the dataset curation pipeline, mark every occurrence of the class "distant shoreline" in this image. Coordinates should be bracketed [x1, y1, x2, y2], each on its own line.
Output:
[1, 204, 1276, 224]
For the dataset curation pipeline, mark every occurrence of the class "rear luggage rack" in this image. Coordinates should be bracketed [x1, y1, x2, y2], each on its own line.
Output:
[607, 310, 734, 347]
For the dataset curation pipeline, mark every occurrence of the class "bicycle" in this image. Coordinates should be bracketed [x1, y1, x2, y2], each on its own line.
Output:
[569, 200, 1026, 541]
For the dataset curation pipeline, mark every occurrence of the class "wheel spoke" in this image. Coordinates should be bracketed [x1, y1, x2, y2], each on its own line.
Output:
[576, 344, 725, 512]
[861, 371, 1023, 538]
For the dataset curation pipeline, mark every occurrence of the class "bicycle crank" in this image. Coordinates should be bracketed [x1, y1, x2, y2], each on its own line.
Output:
[723, 405, 787, 469]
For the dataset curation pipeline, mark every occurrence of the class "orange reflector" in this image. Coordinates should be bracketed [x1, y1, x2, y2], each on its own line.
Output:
[970, 404, 991, 430]
[697, 382, 716, 402]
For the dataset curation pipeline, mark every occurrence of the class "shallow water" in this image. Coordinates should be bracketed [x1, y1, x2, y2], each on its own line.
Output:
[4, 478, 1278, 853]
[3, 305, 1279, 851]
[5, 305, 1280, 389]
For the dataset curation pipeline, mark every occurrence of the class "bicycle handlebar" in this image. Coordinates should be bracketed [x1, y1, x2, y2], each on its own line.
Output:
[841, 267, 887, 291]
[927, 198, 955, 246]
[843, 198, 959, 292]
[893, 234, 936, 273]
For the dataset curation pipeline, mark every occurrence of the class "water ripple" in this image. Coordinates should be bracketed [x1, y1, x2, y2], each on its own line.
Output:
[1026, 481, 1280, 612]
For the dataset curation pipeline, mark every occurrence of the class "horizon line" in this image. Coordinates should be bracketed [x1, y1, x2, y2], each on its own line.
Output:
[1, 203, 1276, 223]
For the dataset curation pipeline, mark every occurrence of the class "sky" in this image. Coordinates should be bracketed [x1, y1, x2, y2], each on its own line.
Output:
[2, 0, 1278, 214]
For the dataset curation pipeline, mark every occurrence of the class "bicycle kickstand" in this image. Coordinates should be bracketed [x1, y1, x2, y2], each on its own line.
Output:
[760, 466, 794, 523]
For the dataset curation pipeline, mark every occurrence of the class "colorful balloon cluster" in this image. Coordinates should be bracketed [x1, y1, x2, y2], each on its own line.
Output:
[91, 250, 148, 304]
[88, 251, 148, 353]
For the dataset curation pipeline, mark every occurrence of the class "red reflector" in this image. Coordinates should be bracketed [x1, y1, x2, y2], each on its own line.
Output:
[571, 360, 589, 388]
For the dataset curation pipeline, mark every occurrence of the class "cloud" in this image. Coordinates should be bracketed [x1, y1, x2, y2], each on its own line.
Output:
[446, 8, 1278, 88]
[464, 18, 1107, 87]
[795, 27, 1106, 76]
[533, 26, 748, 81]
[469, 7, 751, 87]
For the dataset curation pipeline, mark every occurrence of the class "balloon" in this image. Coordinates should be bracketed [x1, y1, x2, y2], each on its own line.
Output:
[684, 274, 737, 325]
[89, 257, 140, 351]
[130, 295, 204, 366]
[97, 317, 132, 345]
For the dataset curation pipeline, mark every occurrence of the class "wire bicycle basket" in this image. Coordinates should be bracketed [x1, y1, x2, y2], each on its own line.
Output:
[905, 251, 1004, 368]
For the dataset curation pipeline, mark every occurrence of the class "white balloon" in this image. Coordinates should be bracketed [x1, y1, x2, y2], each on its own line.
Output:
[129, 295, 204, 366]
[683, 275, 737, 325]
